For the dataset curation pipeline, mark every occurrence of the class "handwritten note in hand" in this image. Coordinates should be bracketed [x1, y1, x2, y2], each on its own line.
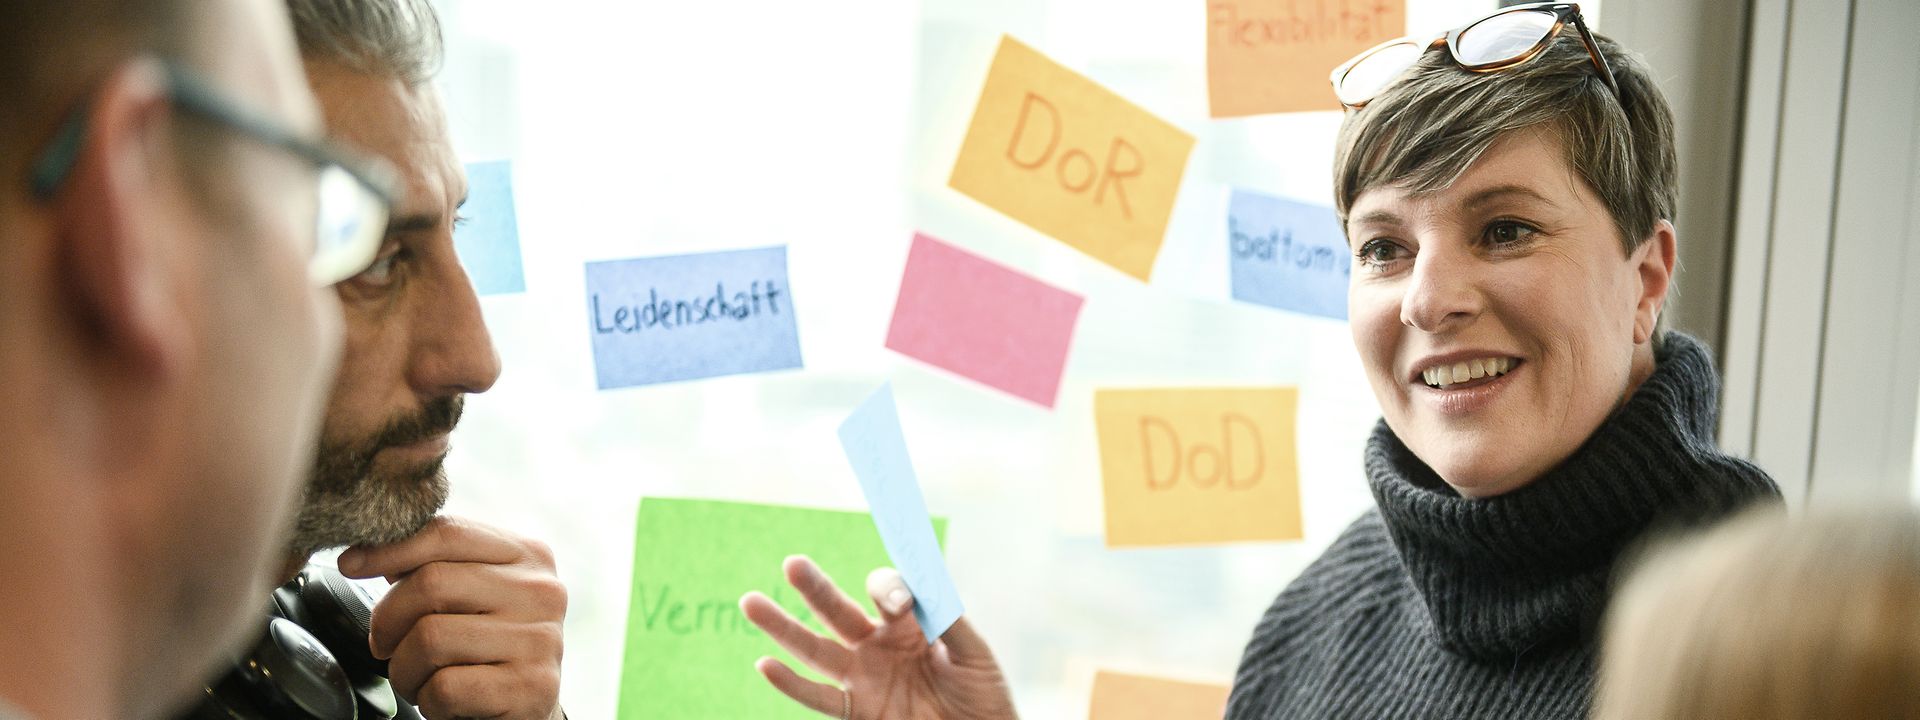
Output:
[886, 233, 1084, 408]
[585, 246, 803, 389]
[1095, 388, 1304, 548]
[454, 160, 526, 295]
[618, 498, 945, 719]
[838, 384, 963, 643]
[1229, 190, 1350, 321]
[1207, 0, 1408, 116]
[950, 35, 1195, 282]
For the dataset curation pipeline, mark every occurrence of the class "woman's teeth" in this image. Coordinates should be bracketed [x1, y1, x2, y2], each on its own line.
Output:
[1422, 358, 1515, 388]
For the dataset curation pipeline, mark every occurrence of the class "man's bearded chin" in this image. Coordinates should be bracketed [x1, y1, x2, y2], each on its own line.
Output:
[286, 397, 463, 559]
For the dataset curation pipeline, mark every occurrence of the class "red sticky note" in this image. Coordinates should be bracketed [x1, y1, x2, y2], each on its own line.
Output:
[886, 233, 1085, 408]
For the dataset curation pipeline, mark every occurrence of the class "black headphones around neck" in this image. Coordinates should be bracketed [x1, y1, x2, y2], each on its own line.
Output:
[178, 566, 420, 720]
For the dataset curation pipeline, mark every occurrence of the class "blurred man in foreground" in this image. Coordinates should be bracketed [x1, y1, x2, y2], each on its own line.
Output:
[0, 0, 391, 716]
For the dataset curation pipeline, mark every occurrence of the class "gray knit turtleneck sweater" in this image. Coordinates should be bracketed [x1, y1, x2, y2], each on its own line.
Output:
[1226, 333, 1781, 719]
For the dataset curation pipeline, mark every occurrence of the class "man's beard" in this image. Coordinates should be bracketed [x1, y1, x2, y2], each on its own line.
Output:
[287, 396, 463, 559]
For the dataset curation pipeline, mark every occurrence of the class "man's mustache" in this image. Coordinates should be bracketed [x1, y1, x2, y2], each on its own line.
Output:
[369, 396, 464, 451]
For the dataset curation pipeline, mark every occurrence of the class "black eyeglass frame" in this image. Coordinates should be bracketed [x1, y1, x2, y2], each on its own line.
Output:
[1329, 2, 1620, 109]
[29, 61, 395, 209]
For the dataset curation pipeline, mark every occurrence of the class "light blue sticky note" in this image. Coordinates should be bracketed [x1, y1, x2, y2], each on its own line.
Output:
[1229, 189, 1350, 321]
[585, 246, 802, 389]
[836, 384, 963, 644]
[454, 160, 526, 295]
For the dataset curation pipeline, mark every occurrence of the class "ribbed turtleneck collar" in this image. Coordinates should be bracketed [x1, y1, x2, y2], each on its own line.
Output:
[1365, 333, 1781, 660]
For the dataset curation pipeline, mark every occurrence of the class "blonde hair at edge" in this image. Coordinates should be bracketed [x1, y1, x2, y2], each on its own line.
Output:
[1597, 506, 1920, 719]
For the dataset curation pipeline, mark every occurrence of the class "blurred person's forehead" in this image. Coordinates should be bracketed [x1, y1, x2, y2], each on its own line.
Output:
[1, 0, 313, 153]
[196, 0, 321, 135]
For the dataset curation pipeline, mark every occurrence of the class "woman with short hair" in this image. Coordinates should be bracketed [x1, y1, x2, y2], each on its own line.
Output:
[741, 4, 1781, 718]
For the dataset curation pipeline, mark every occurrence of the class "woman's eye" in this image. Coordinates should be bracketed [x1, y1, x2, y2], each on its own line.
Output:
[1355, 239, 1407, 268]
[1485, 220, 1539, 246]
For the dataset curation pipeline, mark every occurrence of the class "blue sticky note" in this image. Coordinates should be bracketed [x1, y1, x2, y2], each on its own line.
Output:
[1229, 190, 1350, 321]
[836, 384, 963, 644]
[585, 246, 803, 389]
[454, 160, 526, 295]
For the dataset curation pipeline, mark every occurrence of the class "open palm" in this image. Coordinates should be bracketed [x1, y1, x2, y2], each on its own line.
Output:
[739, 555, 1019, 720]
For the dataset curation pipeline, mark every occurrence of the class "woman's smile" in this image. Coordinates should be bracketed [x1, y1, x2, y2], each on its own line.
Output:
[1412, 356, 1526, 416]
[1346, 127, 1667, 496]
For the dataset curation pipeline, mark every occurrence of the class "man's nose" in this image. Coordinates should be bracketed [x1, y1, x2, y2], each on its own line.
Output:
[406, 252, 500, 397]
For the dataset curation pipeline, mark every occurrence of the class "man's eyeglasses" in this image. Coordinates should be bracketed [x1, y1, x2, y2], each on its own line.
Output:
[30, 62, 397, 287]
[1330, 2, 1619, 109]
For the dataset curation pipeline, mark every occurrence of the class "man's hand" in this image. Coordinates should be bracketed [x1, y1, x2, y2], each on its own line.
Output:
[338, 515, 568, 720]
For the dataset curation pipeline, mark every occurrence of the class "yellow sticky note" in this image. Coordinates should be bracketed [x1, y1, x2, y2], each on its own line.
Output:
[1095, 388, 1303, 547]
[949, 35, 1195, 282]
[1206, 0, 1408, 117]
[1089, 671, 1231, 719]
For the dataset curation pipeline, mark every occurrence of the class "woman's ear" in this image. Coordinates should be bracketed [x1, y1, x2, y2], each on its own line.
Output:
[1631, 219, 1678, 345]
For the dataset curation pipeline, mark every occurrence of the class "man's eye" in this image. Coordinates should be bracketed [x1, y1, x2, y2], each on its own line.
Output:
[351, 252, 400, 287]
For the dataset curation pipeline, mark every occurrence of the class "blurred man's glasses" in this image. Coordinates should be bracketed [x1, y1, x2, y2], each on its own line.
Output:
[30, 62, 396, 287]
[1330, 2, 1619, 109]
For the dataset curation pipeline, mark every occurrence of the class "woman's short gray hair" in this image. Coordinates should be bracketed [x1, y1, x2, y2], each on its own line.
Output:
[285, 0, 443, 86]
[1333, 31, 1677, 255]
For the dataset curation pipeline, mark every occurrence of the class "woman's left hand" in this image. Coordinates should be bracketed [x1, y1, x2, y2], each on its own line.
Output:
[739, 555, 1019, 720]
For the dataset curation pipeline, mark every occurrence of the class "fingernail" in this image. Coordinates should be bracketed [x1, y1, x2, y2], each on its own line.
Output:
[336, 550, 361, 574]
[887, 588, 910, 613]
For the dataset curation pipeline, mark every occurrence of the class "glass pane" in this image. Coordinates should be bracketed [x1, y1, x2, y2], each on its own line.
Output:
[419, 0, 1601, 717]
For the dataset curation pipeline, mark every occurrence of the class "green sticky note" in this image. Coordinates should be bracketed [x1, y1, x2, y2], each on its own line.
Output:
[618, 498, 948, 719]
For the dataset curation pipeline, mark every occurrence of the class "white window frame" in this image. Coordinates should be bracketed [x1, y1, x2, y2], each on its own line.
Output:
[1714, 0, 1920, 506]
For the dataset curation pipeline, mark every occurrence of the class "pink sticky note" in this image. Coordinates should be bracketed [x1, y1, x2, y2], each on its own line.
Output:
[886, 233, 1084, 408]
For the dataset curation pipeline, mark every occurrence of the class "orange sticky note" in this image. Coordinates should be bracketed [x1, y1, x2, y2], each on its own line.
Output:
[950, 35, 1195, 282]
[1206, 0, 1408, 117]
[1089, 671, 1231, 720]
[1095, 388, 1303, 547]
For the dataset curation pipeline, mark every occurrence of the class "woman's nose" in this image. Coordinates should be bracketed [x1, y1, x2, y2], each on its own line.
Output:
[1399, 246, 1484, 334]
